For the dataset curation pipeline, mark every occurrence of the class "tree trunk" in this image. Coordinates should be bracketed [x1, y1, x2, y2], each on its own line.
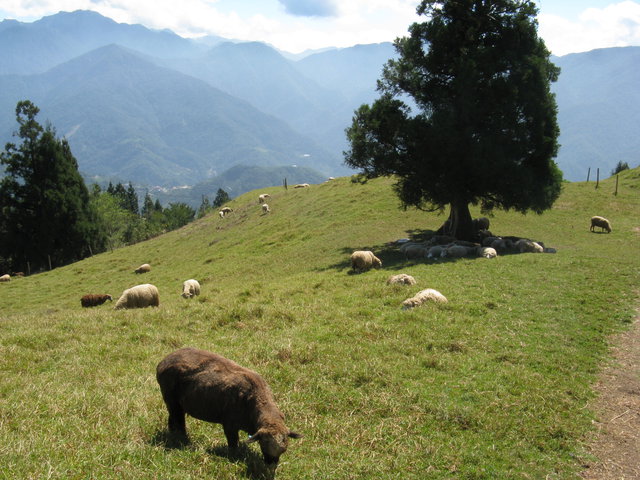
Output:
[448, 199, 474, 241]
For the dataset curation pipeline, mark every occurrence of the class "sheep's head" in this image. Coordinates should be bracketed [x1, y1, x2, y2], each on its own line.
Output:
[401, 298, 419, 310]
[248, 427, 302, 470]
[373, 257, 382, 269]
[106, 295, 113, 301]
[181, 290, 193, 299]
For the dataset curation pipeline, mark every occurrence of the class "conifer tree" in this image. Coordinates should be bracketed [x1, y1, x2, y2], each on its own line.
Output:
[213, 188, 231, 208]
[0, 100, 106, 271]
[345, 0, 563, 240]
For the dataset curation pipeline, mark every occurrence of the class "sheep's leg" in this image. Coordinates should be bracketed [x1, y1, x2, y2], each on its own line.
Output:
[223, 424, 240, 450]
[165, 400, 187, 436]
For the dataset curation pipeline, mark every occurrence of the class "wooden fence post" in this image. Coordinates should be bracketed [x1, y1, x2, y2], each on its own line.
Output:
[586, 167, 591, 182]
[615, 174, 619, 196]
[595, 168, 600, 189]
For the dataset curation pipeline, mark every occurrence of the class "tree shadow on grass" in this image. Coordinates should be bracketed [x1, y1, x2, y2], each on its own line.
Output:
[317, 228, 442, 273]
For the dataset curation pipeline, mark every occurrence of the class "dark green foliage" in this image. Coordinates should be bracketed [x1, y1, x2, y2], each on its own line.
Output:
[0, 100, 106, 271]
[611, 161, 630, 176]
[106, 181, 138, 214]
[141, 192, 155, 220]
[345, 0, 563, 240]
[196, 195, 212, 219]
[162, 203, 195, 230]
[212, 188, 230, 208]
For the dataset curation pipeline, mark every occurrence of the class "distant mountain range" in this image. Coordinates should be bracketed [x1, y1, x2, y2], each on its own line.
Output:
[1, 9, 638, 203]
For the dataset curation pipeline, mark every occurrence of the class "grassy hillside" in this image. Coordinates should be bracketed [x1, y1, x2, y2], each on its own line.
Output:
[1, 171, 639, 479]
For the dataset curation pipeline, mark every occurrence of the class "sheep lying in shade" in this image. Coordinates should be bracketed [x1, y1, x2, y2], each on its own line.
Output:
[258, 194, 271, 204]
[261, 203, 270, 214]
[427, 245, 446, 259]
[350, 250, 382, 272]
[403, 244, 428, 260]
[156, 348, 301, 472]
[441, 244, 471, 259]
[114, 284, 159, 309]
[387, 274, 417, 286]
[81, 294, 113, 307]
[402, 288, 448, 309]
[0, 274, 10, 282]
[590, 216, 612, 233]
[515, 239, 544, 253]
[181, 279, 201, 299]
[134, 263, 151, 274]
[477, 246, 497, 259]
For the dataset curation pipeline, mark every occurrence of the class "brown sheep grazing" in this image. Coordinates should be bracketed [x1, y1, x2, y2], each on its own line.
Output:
[134, 263, 151, 274]
[156, 348, 301, 471]
[81, 294, 113, 308]
[590, 216, 612, 233]
[350, 250, 382, 272]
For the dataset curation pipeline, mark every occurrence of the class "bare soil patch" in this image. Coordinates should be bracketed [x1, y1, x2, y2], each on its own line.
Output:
[581, 308, 640, 479]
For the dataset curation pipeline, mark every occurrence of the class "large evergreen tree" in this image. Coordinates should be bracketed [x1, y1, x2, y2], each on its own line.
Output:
[0, 100, 105, 271]
[345, 0, 563, 240]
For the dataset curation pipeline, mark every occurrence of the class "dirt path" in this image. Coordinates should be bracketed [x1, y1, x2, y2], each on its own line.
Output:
[580, 308, 640, 479]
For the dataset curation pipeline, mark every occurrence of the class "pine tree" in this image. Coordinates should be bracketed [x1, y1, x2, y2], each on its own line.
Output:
[345, 0, 562, 240]
[213, 188, 231, 208]
[0, 100, 106, 271]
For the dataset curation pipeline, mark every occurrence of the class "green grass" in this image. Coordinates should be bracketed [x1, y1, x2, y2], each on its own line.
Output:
[1, 170, 639, 479]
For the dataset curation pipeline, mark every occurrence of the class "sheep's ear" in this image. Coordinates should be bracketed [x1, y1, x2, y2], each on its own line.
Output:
[247, 431, 263, 443]
[288, 431, 302, 439]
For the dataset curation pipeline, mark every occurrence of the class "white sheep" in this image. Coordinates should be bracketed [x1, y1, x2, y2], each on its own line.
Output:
[477, 246, 497, 259]
[403, 244, 428, 260]
[262, 203, 270, 214]
[258, 194, 271, 204]
[350, 250, 382, 272]
[134, 263, 151, 274]
[515, 239, 544, 253]
[590, 216, 612, 233]
[114, 284, 160, 309]
[0, 274, 10, 282]
[219, 210, 225, 218]
[181, 279, 201, 299]
[386, 274, 417, 286]
[427, 245, 446, 259]
[293, 183, 310, 188]
[402, 288, 448, 309]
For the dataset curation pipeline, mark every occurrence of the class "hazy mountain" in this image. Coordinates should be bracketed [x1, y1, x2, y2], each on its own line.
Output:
[1, 9, 638, 188]
[152, 164, 328, 207]
[0, 10, 201, 75]
[0, 45, 342, 186]
[163, 41, 349, 151]
[552, 47, 640, 181]
[295, 42, 396, 104]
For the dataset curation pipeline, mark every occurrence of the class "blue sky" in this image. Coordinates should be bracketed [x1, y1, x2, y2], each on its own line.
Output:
[1, 1, 639, 55]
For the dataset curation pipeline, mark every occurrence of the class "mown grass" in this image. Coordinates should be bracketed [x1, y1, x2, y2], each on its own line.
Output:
[1, 169, 639, 479]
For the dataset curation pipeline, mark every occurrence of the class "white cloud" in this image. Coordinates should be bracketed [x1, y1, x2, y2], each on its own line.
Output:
[539, 1, 640, 55]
